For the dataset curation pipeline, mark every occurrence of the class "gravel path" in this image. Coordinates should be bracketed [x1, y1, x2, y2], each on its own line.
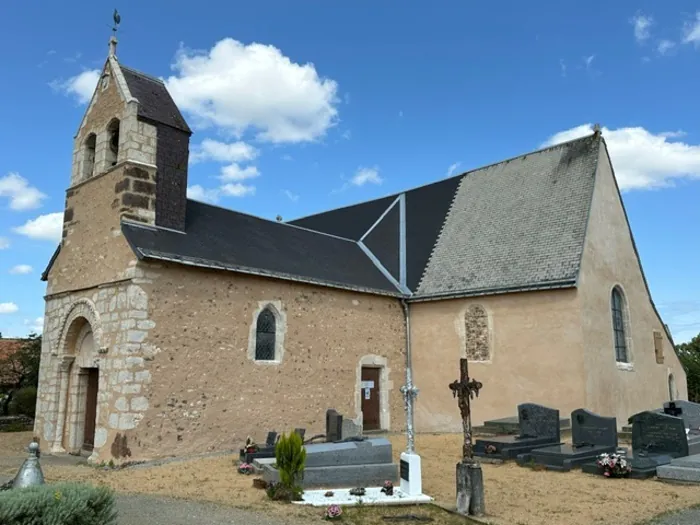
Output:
[115, 494, 311, 525]
[645, 508, 700, 525]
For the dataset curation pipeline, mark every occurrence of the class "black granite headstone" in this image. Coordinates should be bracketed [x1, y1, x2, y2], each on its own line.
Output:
[631, 411, 688, 458]
[664, 401, 700, 430]
[265, 431, 278, 447]
[571, 409, 617, 448]
[517, 403, 560, 441]
[326, 409, 343, 442]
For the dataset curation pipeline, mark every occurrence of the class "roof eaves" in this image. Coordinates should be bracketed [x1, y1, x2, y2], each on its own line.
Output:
[136, 248, 407, 298]
[41, 244, 61, 281]
[408, 279, 578, 303]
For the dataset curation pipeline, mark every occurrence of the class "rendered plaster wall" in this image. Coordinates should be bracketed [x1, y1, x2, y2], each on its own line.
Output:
[577, 142, 687, 425]
[117, 262, 407, 460]
[410, 289, 586, 432]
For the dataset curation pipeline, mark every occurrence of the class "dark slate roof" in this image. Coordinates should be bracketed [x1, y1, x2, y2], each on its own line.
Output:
[291, 133, 601, 298]
[416, 133, 601, 298]
[120, 65, 192, 134]
[121, 200, 402, 296]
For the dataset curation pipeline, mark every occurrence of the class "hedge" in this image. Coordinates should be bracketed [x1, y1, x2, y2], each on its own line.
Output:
[0, 482, 118, 525]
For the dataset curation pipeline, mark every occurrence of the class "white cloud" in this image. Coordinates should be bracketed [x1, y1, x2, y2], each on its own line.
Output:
[657, 39, 676, 55]
[187, 185, 221, 203]
[9, 265, 33, 275]
[164, 38, 339, 143]
[0, 303, 19, 314]
[220, 163, 260, 182]
[559, 59, 566, 77]
[398, 110, 404, 118]
[446, 162, 462, 178]
[50, 69, 100, 104]
[0, 173, 46, 210]
[584, 55, 595, 69]
[341, 129, 352, 140]
[683, 12, 700, 45]
[13, 212, 63, 242]
[24, 316, 44, 334]
[283, 190, 299, 202]
[542, 123, 700, 190]
[631, 13, 653, 43]
[221, 183, 255, 197]
[0, 238, 8, 249]
[351, 166, 383, 186]
[190, 139, 259, 164]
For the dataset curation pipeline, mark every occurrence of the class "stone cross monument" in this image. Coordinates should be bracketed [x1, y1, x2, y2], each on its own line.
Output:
[448, 358, 485, 516]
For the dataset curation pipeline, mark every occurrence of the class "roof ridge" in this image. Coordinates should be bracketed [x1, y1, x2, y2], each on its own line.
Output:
[187, 199, 357, 243]
[119, 63, 166, 85]
[289, 132, 599, 224]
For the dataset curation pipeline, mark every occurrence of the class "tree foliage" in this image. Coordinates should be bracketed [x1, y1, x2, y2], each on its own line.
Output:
[269, 430, 306, 501]
[0, 333, 41, 416]
[676, 332, 700, 403]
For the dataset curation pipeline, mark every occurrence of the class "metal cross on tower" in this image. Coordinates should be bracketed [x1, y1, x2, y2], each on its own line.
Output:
[448, 358, 483, 462]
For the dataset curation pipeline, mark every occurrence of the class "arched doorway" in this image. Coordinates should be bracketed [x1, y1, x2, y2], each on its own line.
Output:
[53, 303, 103, 458]
[669, 373, 676, 401]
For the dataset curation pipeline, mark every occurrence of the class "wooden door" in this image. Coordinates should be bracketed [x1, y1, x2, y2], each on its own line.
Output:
[361, 367, 381, 431]
[83, 368, 99, 452]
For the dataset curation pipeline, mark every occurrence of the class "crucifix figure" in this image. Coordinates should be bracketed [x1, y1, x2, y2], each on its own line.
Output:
[449, 358, 483, 462]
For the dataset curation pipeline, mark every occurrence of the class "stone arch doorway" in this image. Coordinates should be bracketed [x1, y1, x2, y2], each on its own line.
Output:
[52, 299, 104, 460]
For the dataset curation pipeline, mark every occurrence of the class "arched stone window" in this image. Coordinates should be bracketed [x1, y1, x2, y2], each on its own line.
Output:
[255, 307, 276, 361]
[82, 134, 96, 180]
[611, 286, 631, 363]
[106, 119, 120, 167]
[465, 304, 490, 361]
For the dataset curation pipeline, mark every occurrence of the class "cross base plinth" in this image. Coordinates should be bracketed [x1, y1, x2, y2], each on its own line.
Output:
[456, 460, 485, 517]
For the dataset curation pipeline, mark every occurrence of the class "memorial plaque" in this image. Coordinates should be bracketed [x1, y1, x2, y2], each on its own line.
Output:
[400, 458, 410, 481]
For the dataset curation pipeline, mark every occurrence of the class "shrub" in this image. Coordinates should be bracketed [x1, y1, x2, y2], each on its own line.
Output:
[8, 387, 37, 418]
[0, 482, 118, 525]
[272, 431, 306, 501]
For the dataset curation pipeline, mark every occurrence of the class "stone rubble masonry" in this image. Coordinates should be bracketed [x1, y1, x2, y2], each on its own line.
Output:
[71, 60, 158, 187]
[115, 166, 157, 225]
[48, 165, 141, 296]
[35, 275, 158, 463]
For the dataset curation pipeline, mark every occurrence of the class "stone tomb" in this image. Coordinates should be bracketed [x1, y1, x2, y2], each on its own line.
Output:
[474, 403, 562, 460]
[657, 454, 700, 484]
[582, 411, 700, 479]
[516, 409, 618, 471]
[262, 437, 398, 489]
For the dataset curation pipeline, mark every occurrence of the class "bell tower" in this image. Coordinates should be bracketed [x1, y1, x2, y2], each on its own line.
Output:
[68, 24, 192, 232]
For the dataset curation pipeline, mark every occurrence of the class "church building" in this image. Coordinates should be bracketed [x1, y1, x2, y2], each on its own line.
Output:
[33, 37, 687, 463]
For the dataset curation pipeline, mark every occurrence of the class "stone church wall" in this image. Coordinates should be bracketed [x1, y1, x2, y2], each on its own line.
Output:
[410, 289, 586, 432]
[577, 143, 687, 423]
[54, 262, 407, 462]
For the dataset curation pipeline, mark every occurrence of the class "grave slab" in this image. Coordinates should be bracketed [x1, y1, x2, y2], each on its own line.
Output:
[264, 462, 398, 489]
[517, 409, 618, 471]
[657, 454, 700, 484]
[474, 403, 562, 460]
[295, 487, 433, 506]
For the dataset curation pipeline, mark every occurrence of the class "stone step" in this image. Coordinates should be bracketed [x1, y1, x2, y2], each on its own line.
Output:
[656, 465, 700, 484]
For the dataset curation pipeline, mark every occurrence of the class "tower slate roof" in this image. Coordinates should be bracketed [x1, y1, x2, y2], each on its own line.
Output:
[120, 65, 191, 134]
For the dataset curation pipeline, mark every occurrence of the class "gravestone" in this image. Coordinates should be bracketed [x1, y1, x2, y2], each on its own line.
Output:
[657, 453, 700, 484]
[664, 401, 700, 431]
[326, 409, 343, 442]
[474, 403, 562, 460]
[240, 430, 279, 463]
[516, 409, 618, 471]
[582, 410, 700, 479]
[261, 437, 398, 488]
[294, 428, 306, 441]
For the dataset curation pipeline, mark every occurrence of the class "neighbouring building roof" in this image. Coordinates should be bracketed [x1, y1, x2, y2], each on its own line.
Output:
[120, 65, 192, 134]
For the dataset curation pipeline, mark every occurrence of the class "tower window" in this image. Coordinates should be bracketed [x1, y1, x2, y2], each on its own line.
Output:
[106, 119, 120, 167]
[82, 134, 96, 180]
[611, 286, 631, 363]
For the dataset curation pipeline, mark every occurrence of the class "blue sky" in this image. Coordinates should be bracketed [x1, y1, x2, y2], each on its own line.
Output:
[0, 1, 699, 343]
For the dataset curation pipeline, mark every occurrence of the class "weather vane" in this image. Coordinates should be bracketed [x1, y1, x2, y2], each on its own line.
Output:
[112, 9, 121, 35]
